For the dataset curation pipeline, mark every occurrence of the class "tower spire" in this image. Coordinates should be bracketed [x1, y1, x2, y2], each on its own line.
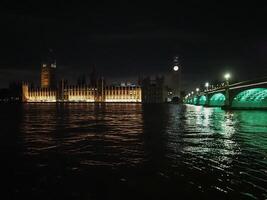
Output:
[173, 56, 180, 71]
[40, 49, 57, 88]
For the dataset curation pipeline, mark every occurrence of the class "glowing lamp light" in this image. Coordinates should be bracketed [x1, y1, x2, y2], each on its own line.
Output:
[173, 66, 179, 71]
[205, 82, 209, 88]
[224, 73, 231, 80]
[196, 88, 199, 92]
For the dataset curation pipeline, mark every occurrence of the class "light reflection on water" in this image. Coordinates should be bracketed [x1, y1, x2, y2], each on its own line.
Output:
[20, 103, 145, 167]
[1, 103, 267, 199]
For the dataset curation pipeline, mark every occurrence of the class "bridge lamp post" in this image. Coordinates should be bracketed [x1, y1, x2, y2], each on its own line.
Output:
[184, 95, 187, 103]
[205, 82, 209, 89]
[224, 73, 231, 108]
[195, 88, 200, 105]
[224, 73, 231, 85]
[187, 93, 191, 104]
[204, 82, 209, 106]
[196, 88, 199, 93]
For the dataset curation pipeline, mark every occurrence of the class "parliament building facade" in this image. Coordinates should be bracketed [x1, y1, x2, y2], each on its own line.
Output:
[22, 83, 142, 103]
[21, 56, 181, 103]
[22, 60, 141, 103]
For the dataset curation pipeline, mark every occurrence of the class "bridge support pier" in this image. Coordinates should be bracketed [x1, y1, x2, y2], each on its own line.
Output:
[222, 82, 232, 110]
[203, 93, 210, 107]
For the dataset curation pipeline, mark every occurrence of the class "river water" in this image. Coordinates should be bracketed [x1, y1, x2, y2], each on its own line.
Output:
[1, 103, 267, 199]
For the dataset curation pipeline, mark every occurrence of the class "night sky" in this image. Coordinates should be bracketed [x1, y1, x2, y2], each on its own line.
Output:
[1, 1, 267, 91]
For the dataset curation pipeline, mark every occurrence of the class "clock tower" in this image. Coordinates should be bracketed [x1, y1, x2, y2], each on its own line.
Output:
[40, 49, 57, 88]
[164, 56, 182, 102]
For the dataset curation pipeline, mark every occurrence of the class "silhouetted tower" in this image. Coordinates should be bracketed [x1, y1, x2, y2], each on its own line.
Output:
[41, 49, 56, 88]
[90, 67, 98, 87]
[163, 56, 182, 102]
[172, 56, 181, 98]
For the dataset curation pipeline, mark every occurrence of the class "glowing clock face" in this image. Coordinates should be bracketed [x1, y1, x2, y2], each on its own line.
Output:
[173, 66, 179, 71]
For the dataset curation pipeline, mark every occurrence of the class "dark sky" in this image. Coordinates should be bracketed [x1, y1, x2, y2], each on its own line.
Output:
[1, 1, 267, 91]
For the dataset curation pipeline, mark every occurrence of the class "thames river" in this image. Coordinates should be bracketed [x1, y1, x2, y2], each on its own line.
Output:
[1, 103, 267, 199]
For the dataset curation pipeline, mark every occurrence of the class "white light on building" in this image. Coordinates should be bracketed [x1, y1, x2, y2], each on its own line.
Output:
[173, 66, 179, 71]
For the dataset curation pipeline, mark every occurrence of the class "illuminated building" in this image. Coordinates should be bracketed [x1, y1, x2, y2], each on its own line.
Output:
[163, 56, 182, 102]
[22, 82, 142, 103]
[21, 54, 184, 103]
[22, 51, 142, 102]
[40, 50, 57, 88]
[41, 63, 56, 88]
[22, 66, 141, 102]
[140, 56, 183, 103]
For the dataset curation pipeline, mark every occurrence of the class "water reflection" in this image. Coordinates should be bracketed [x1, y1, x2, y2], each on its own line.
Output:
[20, 103, 145, 167]
[235, 111, 267, 151]
[1, 103, 267, 199]
[160, 104, 267, 198]
[166, 105, 239, 164]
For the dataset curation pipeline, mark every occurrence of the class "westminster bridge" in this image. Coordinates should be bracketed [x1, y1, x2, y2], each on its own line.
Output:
[184, 76, 267, 110]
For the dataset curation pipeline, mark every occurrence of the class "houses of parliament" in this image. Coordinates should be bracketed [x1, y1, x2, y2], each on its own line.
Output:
[21, 54, 182, 103]
[22, 64, 142, 103]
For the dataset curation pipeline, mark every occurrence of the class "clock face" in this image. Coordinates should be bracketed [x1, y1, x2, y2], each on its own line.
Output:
[173, 66, 179, 71]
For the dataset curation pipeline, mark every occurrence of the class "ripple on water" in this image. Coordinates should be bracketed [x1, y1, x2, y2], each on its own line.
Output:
[1, 103, 267, 199]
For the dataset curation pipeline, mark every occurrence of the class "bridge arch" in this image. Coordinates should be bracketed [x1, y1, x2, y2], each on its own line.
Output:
[193, 96, 198, 105]
[186, 98, 193, 104]
[209, 93, 225, 106]
[232, 88, 267, 109]
[198, 95, 207, 105]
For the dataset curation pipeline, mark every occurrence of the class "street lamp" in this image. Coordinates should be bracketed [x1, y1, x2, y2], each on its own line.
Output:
[196, 88, 199, 92]
[205, 82, 209, 91]
[224, 73, 231, 81]
[224, 73, 231, 85]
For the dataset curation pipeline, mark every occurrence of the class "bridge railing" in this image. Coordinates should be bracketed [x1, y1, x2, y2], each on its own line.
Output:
[184, 76, 267, 103]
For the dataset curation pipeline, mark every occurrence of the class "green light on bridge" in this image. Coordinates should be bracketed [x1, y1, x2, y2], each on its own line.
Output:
[209, 93, 225, 106]
[232, 88, 267, 108]
[199, 95, 207, 105]
[193, 97, 198, 105]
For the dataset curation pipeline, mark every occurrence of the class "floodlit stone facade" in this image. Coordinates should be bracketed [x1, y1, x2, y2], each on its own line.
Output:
[22, 83, 142, 103]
